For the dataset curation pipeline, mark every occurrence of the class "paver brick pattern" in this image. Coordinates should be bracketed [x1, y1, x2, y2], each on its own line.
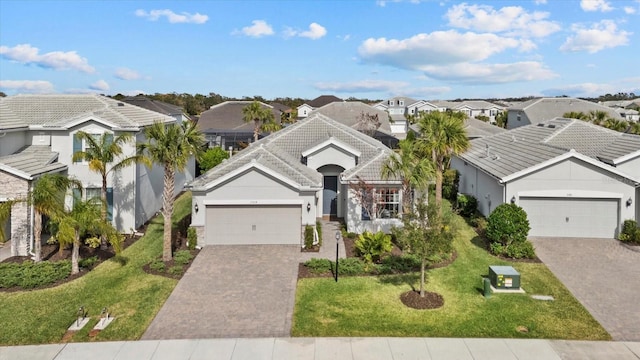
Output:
[530, 237, 640, 341]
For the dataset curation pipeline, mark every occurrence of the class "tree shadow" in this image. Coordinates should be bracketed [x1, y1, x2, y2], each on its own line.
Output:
[377, 273, 420, 291]
[470, 235, 489, 251]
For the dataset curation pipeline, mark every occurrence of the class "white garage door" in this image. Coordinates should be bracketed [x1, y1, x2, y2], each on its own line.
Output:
[519, 197, 619, 238]
[205, 205, 301, 245]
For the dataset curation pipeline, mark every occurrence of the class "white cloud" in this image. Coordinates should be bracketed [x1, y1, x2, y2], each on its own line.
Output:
[358, 31, 524, 70]
[445, 3, 561, 38]
[580, 0, 613, 12]
[299, 23, 327, 40]
[235, 20, 274, 38]
[114, 67, 142, 80]
[0, 80, 54, 93]
[135, 9, 208, 24]
[420, 61, 557, 84]
[534, 0, 547, 4]
[89, 80, 110, 91]
[314, 80, 410, 93]
[560, 20, 631, 53]
[0, 44, 95, 73]
[284, 23, 327, 40]
[624, 6, 636, 14]
[541, 82, 614, 97]
[376, 0, 424, 7]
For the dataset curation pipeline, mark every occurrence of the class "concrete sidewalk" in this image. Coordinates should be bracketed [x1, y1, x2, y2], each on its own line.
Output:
[2, 338, 639, 360]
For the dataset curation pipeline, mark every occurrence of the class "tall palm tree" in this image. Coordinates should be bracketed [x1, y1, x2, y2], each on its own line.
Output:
[72, 131, 140, 240]
[29, 174, 82, 262]
[588, 110, 610, 126]
[137, 121, 205, 261]
[56, 196, 110, 274]
[416, 111, 470, 210]
[381, 138, 434, 215]
[242, 101, 279, 142]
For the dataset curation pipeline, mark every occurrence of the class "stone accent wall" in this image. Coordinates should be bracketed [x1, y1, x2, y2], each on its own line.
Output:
[193, 226, 204, 247]
[0, 171, 31, 256]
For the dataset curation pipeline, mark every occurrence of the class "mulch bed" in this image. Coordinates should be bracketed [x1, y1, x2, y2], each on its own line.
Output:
[400, 290, 444, 310]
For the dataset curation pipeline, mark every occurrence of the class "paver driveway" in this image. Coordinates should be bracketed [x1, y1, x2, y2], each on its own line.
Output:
[142, 245, 300, 339]
[530, 237, 640, 341]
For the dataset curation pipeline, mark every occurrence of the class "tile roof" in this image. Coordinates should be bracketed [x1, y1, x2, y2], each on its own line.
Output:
[196, 101, 280, 132]
[121, 96, 187, 117]
[309, 101, 393, 135]
[0, 94, 175, 130]
[464, 118, 507, 138]
[189, 113, 399, 191]
[458, 118, 640, 180]
[508, 97, 623, 124]
[0, 146, 67, 179]
[306, 95, 343, 108]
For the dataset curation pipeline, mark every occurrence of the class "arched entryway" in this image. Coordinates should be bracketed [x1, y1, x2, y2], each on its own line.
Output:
[318, 164, 345, 219]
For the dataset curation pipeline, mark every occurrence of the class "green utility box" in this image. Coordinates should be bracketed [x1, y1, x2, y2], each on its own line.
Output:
[489, 266, 521, 289]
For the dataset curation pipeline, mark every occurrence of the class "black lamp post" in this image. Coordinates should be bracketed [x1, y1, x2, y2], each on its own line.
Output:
[335, 230, 340, 282]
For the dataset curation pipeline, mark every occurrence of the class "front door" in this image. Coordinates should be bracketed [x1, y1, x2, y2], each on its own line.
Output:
[323, 176, 338, 216]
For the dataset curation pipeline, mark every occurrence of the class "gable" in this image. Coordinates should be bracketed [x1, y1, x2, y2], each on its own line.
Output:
[305, 144, 359, 171]
[205, 167, 300, 200]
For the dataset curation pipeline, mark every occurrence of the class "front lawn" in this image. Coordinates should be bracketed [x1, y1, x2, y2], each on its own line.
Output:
[292, 214, 610, 340]
[0, 192, 192, 345]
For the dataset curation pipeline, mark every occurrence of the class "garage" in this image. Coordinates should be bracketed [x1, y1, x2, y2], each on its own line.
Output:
[519, 197, 619, 238]
[204, 205, 301, 245]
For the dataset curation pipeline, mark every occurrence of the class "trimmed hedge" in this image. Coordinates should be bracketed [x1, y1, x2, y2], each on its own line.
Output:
[0, 260, 72, 289]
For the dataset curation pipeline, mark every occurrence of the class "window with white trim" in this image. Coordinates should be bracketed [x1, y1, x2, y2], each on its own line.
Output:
[376, 188, 400, 218]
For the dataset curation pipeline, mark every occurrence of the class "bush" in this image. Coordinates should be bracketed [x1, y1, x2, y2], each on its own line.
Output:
[304, 258, 332, 274]
[199, 146, 229, 173]
[174, 250, 193, 266]
[79, 256, 98, 269]
[0, 260, 71, 289]
[442, 169, 460, 201]
[486, 203, 530, 246]
[187, 227, 197, 250]
[456, 194, 478, 217]
[378, 254, 421, 274]
[316, 220, 323, 246]
[304, 225, 314, 249]
[355, 231, 393, 263]
[334, 258, 366, 276]
[168, 265, 184, 276]
[505, 240, 536, 259]
[149, 259, 165, 272]
[619, 219, 640, 243]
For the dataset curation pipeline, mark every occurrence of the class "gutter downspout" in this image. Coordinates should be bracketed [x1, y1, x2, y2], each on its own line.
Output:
[28, 180, 35, 258]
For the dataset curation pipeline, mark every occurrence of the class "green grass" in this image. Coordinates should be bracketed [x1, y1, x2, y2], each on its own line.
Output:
[292, 214, 610, 340]
[0, 192, 192, 345]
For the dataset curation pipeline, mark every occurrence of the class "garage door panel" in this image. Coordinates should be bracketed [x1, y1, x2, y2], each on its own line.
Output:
[205, 205, 301, 245]
[520, 197, 618, 238]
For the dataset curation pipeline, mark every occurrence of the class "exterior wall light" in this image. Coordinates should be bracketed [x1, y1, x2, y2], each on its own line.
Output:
[510, 196, 516, 204]
[194, 203, 199, 213]
[627, 197, 633, 207]
[307, 202, 311, 212]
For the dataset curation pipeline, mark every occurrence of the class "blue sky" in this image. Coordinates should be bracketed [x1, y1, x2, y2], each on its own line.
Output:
[1, 0, 639, 100]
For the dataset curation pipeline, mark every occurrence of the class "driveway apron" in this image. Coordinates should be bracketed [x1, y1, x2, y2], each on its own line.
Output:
[142, 245, 300, 339]
[530, 237, 640, 341]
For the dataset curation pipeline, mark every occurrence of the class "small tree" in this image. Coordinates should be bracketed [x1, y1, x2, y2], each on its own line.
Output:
[355, 111, 381, 137]
[393, 198, 455, 297]
[199, 146, 229, 173]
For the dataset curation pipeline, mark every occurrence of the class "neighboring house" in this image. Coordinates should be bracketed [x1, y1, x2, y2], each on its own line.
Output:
[614, 108, 640, 122]
[450, 101, 504, 123]
[405, 100, 440, 117]
[309, 101, 400, 147]
[507, 97, 623, 130]
[0, 94, 190, 256]
[409, 117, 506, 140]
[196, 101, 282, 150]
[188, 113, 402, 246]
[372, 97, 416, 136]
[296, 95, 343, 118]
[121, 95, 191, 123]
[452, 118, 640, 238]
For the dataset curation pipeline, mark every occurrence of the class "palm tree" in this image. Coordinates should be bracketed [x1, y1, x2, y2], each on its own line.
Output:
[72, 131, 139, 244]
[588, 110, 610, 126]
[416, 111, 470, 210]
[56, 196, 112, 274]
[603, 118, 629, 132]
[242, 101, 279, 142]
[627, 122, 640, 135]
[29, 174, 82, 262]
[381, 138, 434, 215]
[137, 121, 205, 261]
[563, 111, 589, 121]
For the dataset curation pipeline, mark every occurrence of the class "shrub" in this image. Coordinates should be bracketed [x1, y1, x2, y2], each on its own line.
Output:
[315, 220, 323, 246]
[0, 260, 71, 289]
[304, 258, 332, 274]
[456, 193, 478, 217]
[619, 219, 640, 243]
[79, 256, 98, 269]
[187, 227, 197, 250]
[168, 265, 184, 276]
[476, 115, 490, 122]
[505, 240, 536, 259]
[199, 146, 229, 173]
[334, 258, 366, 276]
[174, 250, 193, 266]
[486, 203, 530, 246]
[442, 169, 460, 201]
[149, 259, 165, 272]
[304, 225, 314, 249]
[355, 231, 393, 263]
[378, 254, 421, 274]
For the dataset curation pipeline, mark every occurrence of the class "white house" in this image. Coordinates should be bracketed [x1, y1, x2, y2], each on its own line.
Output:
[452, 118, 640, 238]
[188, 113, 403, 246]
[296, 95, 343, 118]
[0, 94, 194, 256]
